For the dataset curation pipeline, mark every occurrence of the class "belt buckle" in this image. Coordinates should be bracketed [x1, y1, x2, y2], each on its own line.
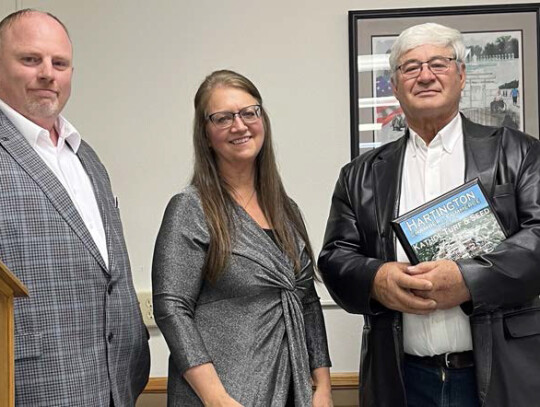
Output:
[444, 353, 451, 368]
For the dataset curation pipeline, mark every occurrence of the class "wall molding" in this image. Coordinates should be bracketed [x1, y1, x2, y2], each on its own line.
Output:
[144, 377, 168, 394]
[329, 373, 360, 389]
[143, 373, 359, 394]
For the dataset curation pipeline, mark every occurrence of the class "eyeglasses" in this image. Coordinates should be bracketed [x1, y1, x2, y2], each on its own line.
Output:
[207, 105, 262, 129]
[396, 57, 458, 79]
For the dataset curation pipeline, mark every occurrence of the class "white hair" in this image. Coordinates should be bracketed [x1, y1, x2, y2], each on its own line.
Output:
[389, 23, 466, 73]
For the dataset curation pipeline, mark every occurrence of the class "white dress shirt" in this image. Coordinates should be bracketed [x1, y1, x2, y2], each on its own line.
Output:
[0, 99, 109, 268]
[397, 113, 473, 356]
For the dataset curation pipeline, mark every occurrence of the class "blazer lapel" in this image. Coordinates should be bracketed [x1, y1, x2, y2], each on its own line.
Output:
[0, 114, 107, 271]
[372, 135, 407, 260]
[77, 142, 113, 272]
[462, 115, 500, 195]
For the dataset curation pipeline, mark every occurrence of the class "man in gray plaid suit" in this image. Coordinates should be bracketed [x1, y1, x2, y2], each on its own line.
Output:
[0, 9, 150, 406]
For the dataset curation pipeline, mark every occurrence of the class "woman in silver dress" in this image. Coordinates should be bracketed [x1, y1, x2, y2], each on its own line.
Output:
[152, 70, 332, 406]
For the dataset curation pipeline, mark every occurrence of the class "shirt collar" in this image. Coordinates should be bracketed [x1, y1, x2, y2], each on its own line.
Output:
[0, 98, 81, 152]
[408, 113, 462, 157]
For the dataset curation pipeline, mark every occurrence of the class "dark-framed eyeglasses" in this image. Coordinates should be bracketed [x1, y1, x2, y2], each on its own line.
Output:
[396, 57, 458, 79]
[206, 104, 262, 129]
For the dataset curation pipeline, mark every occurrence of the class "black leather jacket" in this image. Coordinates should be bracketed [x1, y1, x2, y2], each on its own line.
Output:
[319, 116, 540, 407]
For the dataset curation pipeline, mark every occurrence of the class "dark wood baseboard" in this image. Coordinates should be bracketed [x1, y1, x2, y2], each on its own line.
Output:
[143, 377, 168, 394]
[143, 373, 359, 394]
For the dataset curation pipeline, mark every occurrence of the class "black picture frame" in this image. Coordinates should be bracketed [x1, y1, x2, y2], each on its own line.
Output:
[349, 4, 540, 159]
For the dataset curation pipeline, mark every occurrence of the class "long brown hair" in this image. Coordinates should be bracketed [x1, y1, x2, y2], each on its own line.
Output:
[191, 69, 314, 283]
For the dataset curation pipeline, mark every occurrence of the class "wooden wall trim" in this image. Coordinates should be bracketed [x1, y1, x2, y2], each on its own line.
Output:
[329, 373, 359, 389]
[143, 373, 359, 394]
[144, 377, 168, 394]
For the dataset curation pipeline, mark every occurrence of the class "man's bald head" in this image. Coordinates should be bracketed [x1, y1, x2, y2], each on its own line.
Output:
[0, 9, 71, 51]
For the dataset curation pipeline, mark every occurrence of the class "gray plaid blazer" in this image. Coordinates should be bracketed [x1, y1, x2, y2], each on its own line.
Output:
[0, 110, 150, 406]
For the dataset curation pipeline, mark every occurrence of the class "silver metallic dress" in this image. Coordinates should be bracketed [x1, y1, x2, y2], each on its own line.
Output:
[152, 186, 331, 406]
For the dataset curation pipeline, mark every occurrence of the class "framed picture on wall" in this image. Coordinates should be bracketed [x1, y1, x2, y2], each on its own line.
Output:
[348, 4, 540, 158]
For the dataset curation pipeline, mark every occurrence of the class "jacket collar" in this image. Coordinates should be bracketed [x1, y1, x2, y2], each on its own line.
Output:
[372, 135, 407, 259]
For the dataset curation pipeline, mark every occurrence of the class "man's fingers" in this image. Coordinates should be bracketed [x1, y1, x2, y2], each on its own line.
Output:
[411, 288, 431, 299]
[372, 261, 438, 313]
[396, 290, 437, 314]
[397, 272, 433, 291]
[407, 261, 436, 274]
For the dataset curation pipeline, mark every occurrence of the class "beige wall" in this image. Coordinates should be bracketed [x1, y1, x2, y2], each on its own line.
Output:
[5, 0, 539, 377]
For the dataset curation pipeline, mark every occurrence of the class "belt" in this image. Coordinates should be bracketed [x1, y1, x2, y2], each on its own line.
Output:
[405, 351, 474, 369]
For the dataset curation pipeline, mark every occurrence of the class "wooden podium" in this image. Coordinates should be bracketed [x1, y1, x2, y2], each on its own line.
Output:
[0, 262, 28, 407]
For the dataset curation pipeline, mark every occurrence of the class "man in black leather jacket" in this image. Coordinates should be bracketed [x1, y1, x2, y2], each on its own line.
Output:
[319, 23, 540, 407]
